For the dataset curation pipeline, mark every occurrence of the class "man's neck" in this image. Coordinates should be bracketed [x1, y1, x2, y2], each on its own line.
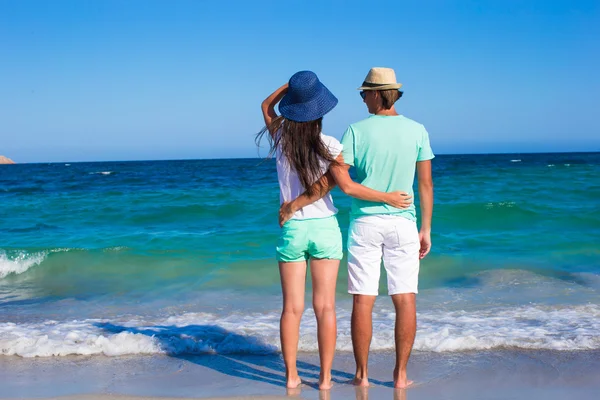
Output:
[374, 106, 399, 116]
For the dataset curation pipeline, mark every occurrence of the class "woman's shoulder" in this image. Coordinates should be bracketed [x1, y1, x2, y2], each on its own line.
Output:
[319, 133, 341, 147]
[319, 133, 343, 157]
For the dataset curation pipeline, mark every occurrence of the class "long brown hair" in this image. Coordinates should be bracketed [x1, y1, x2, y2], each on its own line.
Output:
[256, 116, 337, 196]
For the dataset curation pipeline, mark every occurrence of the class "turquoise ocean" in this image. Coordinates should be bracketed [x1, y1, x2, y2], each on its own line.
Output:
[1, 152, 599, 357]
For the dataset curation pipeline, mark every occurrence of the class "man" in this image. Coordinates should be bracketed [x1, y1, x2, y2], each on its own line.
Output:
[281, 67, 434, 389]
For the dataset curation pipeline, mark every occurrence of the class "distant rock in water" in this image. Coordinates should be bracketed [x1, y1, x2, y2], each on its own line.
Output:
[0, 156, 15, 164]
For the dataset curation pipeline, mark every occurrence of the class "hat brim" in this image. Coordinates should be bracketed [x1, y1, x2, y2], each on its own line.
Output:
[357, 83, 403, 90]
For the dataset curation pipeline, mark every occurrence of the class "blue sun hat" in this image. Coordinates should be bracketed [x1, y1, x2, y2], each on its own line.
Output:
[278, 71, 338, 122]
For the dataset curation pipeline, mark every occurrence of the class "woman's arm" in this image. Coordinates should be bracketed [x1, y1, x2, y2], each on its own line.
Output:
[279, 154, 412, 226]
[261, 84, 288, 135]
[329, 154, 412, 205]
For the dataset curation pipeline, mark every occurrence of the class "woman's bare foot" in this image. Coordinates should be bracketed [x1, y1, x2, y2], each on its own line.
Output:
[286, 375, 302, 389]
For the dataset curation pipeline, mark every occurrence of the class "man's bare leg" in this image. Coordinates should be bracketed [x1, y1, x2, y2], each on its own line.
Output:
[391, 293, 416, 389]
[351, 294, 376, 386]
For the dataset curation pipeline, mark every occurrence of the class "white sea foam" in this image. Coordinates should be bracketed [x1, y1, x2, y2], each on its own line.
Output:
[484, 201, 516, 209]
[2, 304, 599, 357]
[0, 320, 161, 357]
[89, 171, 113, 175]
[510, 159, 521, 162]
[0, 250, 47, 279]
[103, 246, 129, 252]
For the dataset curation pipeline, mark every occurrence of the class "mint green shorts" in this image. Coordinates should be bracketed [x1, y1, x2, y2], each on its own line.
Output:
[276, 215, 344, 262]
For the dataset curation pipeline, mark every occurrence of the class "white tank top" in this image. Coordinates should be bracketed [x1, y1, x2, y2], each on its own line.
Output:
[276, 133, 343, 220]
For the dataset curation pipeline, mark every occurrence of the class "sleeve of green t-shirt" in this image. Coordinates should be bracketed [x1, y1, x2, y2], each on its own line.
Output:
[417, 125, 435, 161]
[340, 126, 355, 166]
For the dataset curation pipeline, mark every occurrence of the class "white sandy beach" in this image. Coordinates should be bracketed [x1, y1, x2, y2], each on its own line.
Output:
[3, 350, 600, 400]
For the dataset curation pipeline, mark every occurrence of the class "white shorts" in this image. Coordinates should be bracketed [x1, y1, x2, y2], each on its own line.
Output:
[347, 215, 420, 296]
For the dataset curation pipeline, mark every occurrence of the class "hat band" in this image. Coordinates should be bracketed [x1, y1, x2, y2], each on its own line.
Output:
[360, 81, 397, 88]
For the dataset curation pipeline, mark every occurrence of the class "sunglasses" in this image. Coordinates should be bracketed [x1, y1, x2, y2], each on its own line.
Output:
[360, 91, 367, 100]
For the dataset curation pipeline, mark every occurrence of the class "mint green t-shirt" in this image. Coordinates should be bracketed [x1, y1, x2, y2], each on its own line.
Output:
[340, 115, 434, 221]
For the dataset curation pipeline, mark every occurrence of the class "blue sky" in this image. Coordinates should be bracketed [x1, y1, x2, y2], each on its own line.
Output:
[1, 0, 599, 162]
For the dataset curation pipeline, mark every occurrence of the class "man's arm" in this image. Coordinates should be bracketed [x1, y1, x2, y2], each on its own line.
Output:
[279, 154, 412, 226]
[417, 160, 433, 259]
[279, 172, 337, 226]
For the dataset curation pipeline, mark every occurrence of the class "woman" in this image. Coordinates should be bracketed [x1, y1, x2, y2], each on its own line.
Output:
[257, 71, 411, 390]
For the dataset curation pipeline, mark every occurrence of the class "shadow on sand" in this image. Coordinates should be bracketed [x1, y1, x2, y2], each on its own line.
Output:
[94, 322, 387, 390]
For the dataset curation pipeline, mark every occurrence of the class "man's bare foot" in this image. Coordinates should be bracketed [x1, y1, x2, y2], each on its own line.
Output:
[393, 368, 413, 389]
[393, 378, 414, 389]
[353, 377, 370, 387]
[318, 376, 333, 390]
[286, 375, 301, 389]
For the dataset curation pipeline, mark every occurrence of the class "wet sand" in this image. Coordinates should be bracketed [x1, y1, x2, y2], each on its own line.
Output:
[2, 350, 600, 399]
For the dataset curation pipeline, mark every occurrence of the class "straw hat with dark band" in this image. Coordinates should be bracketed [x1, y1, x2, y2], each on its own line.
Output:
[357, 67, 403, 91]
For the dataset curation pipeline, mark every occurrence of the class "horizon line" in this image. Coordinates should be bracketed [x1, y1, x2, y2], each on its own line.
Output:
[3, 149, 599, 165]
